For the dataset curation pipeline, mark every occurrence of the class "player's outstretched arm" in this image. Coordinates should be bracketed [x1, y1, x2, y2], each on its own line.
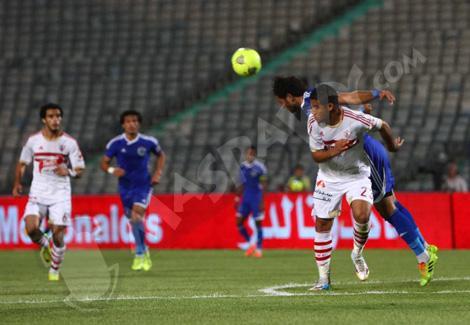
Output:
[311, 139, 350, 163]
[100, 156, 125, 177]
[339, 90, 395, 105]
[151, 151, 166, 185]
[379, 121, 404, 153]
[12, 162, 27, 196]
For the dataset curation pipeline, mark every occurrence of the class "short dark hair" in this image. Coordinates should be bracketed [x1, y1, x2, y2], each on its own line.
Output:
[120, 110, 143, 124]
[272, 76, 307, 98]
[315, 84, 338, 106]
[40, 103, 63, 119]
[294, 164, 304, 170]
[247, 145, 257, 152]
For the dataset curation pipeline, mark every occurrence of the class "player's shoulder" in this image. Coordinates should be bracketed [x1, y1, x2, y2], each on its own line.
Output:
[60, 132, 83, 150]
[253, 159, 267, 172]
[106, 134, 125, 149]
[61, 132, 79, 143]
[139, 133, 159, 146]
[25, 131, 42, 142]
[342, 107, 372, 127]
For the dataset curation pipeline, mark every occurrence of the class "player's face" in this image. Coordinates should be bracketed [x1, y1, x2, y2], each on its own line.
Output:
[294, 168, 304, 177]
[246, 148, 256, 163]
[311, 99, 330, 123]
[42, 109, 62, 132]
[122, 115, 140, 135]
[276, 95, 301, 113]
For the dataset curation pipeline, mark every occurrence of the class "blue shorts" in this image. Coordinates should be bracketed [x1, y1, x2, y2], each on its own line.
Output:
[363, 135, 395, 203]
[119, 187, 152, 217]
[237, 193, 264, 221]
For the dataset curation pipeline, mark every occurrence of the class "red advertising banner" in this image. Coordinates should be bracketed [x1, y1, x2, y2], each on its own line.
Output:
[452, 193, 470, 249]
[0, 192, 461, 250]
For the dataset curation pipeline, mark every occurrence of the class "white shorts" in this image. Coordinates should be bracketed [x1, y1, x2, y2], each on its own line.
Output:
[311, 177, 373, 220]
[24, 199, 72, 226]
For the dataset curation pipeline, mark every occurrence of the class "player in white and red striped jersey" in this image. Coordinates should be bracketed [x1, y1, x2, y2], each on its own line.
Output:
[306, 85, 402, 290]
[12, 103, 85, 281]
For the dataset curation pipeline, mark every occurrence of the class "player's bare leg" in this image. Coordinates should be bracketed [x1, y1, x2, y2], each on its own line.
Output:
[350, 200, 371, 281]
[49, 224, 66, 281]
[130, 205, 151, 271]
[25, 215, 51, 266]
[309, 217, 333, 291]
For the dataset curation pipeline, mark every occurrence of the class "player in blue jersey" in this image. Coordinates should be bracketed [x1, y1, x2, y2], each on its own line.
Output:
[235, 146, 268, 258]
[361, 104, 438, 286]
[273, 76, 437, 286]
[101, 110, 166, 271]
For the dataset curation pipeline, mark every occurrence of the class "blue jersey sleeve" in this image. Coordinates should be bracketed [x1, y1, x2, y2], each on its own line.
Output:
[105, 139, 119, 158]
[144, 136, 162, 155]
[150, 140, 162, 155]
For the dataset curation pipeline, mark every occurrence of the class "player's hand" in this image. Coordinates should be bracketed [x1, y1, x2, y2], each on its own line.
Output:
[151, 173, 161, 185]
[379, 90, 395, 104]
[331, 139, 350, 156]
[113, 167, 126, 177]
[12, 183, 23, 197]
[393, 137, 405, 151]
[54, 164, 69, 176]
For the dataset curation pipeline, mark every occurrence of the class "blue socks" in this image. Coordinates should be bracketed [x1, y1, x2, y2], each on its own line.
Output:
[395, 201, 427, 247]
[387, 206, 426, 260]
[238, 225, 251, 242]
[256, 223, 263, 249]
[131, 220, 147, 256]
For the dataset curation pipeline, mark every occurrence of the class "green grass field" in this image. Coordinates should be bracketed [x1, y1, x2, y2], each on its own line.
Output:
[1, 249, 470, 324]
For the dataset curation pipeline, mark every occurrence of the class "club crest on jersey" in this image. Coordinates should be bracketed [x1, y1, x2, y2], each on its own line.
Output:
[137, 146, 147, 156]
[59, 144, 65, 152]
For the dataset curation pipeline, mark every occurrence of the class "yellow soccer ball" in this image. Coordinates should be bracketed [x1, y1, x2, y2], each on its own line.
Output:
[231, 48, 262, 77]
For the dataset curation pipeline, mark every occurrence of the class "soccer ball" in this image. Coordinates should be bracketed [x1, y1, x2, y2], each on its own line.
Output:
[231, 48, 262, 77]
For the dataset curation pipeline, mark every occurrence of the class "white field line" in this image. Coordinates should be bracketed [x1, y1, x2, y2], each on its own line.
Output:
[259, 276, 470, 296]
[0, 277, 469, 305]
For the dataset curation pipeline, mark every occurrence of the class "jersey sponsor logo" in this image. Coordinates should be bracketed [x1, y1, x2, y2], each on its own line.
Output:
[34, 153, 65, 173]
[137, 146, 147, 157]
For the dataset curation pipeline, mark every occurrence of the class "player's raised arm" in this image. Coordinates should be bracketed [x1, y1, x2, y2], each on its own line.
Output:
[339, 89, 395, 105]
[378, 121, 404, 153]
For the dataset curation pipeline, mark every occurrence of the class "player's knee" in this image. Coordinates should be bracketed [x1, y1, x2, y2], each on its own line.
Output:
[52, 228, 65, 247]
[26, 227, 41, 241]
[130, 211, 144, 223]
[315, 218, 333, 232]
[353, 213, 370, 224]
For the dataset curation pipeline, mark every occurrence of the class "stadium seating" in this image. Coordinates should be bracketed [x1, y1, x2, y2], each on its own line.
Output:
[154, 0, 470, 192]
[1, 0, 468, 194]
[0, 0, 355, 193]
